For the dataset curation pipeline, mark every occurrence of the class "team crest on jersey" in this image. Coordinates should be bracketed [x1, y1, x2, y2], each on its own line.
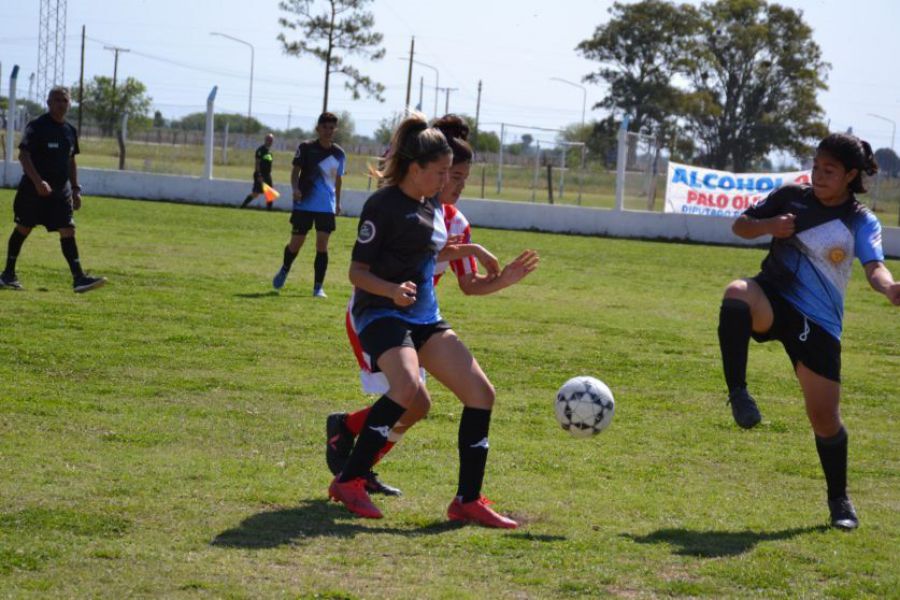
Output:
[828, 246, 847, 264]
[357, 220, 376, 243]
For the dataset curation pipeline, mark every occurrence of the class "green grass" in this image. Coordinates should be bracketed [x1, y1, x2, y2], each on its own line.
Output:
[0, 189, 898, 598]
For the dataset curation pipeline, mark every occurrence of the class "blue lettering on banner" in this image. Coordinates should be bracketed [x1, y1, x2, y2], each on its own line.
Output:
[671, 167, 798, 193]
[672, 168, 689, 185]
[719, 176, 734, 190]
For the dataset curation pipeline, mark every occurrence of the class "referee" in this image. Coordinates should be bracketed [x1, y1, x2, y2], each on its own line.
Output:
[240, 133, 275, 210]
[0, 86, 106, 293]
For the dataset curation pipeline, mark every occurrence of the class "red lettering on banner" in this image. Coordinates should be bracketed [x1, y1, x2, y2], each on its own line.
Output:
[794, 173, 810, 184]
[688, 190, 699, 204]
[717, 195, 728, 208]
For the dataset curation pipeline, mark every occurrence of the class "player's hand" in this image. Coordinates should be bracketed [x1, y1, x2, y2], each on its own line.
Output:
[335, 205, 342, 216]
[36, 180, 52, 197]
[474, 245, 501, 277]
[769, 213, 796, 238]
[72, 191, 82, 210]
[392, 281, 417, 306]
[292, 189, 302, 201]
[500, 250, 540, 286]
[886, 282, 900, 306]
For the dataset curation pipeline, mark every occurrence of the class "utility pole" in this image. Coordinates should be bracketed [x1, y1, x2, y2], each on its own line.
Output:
[438, 86, 458, 114]
[104, 45, 130, 133]
[404, 36, 415, 112]
[77, 25, 85, 133]
[474, 80, 482, 146]
[417, 76, 424, 111]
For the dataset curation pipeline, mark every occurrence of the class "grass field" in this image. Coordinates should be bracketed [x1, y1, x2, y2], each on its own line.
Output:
[0, 189, 898, 598]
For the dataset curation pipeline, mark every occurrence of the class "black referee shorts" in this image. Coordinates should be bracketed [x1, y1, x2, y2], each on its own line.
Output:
[359, 317, 451, 370]
[252, 172, 272, 194]
[13, 188, 75, 232]
[751, 275, 841, 382]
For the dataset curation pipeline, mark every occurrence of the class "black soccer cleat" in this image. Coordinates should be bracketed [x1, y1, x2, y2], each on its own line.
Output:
[326, 412, 354, 475]
[828, 496, 859, 530]
[727, 387, 762, 429]
[0, 272, 23, 290]
[73, 275, 107, 293]
[364, 471, 402, 496]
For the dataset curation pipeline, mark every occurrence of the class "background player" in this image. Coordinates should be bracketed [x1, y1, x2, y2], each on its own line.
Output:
[0, 86, 106, 293]
[717, 133, 899, 530]
[240, 133, 276, 210]
[272, 113, 344, 297]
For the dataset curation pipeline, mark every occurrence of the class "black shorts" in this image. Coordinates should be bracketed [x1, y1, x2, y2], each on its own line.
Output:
[290, 210, 336, 235]
[13, 189, 75, 232]
[751, 276, 841, 382]
[358, 317, 451, 370]
[252, 172, 273, 194]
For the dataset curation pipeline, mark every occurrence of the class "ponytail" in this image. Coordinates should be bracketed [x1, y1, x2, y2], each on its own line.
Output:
[373, 112, 451, 185]
[433, 114, 473, 166]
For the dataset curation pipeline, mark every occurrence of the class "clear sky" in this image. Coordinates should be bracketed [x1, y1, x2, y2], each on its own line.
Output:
[1, 0, 898, 151]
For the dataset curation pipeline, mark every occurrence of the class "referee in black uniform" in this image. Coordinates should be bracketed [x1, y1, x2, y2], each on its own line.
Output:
[0, 86, 106, 292]
[240, 133, 275, 210]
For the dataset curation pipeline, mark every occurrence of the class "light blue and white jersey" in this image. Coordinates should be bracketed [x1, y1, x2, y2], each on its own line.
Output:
[745, 184, 884, 340]
[292, 141, 346, 213]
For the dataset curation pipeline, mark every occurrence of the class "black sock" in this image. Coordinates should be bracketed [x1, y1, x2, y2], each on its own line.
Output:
[282, 245, 298, 272]
[314, 251, 328, 287]
[457, 407, 492, 502]
[4, 229, 27, 275]
[815, 427, 848, 500]
[241, 195, 254, 207]
[718, 299, 752, 393]
[60, 237, 85, 279]
[338, 395, 406, 482]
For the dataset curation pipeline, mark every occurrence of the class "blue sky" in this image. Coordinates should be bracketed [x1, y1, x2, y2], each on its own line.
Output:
[1, 0, 898, 150]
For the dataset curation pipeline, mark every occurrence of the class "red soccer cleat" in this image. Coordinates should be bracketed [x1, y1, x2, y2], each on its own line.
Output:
[328, 476, 383, 519]
[447, 495, 519, 529]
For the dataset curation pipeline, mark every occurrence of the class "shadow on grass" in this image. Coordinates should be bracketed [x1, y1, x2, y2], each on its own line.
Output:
[211, 499, 463, 549]
[622, 526, 825, 558]
[233, 290, 281, 299]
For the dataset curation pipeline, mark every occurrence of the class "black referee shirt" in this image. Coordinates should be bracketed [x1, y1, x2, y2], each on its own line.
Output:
[18, 113, 80, 193]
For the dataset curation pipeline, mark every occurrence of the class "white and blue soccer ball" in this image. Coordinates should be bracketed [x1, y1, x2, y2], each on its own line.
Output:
[555, 376, 615, 438]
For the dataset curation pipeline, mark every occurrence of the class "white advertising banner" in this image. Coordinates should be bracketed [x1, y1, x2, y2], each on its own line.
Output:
[664, 161, 811, 218]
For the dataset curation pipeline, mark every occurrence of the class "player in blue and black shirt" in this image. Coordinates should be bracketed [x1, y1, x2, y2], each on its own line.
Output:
[327, 113, 520, 528]
[0, 86, 106, 293]
[717, 133, 899, 530]
[272, 112, 345, 296]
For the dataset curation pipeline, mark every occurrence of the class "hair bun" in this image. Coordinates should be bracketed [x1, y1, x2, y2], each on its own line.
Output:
[859, 139, 879, 176]
[432, 114, 470, 142]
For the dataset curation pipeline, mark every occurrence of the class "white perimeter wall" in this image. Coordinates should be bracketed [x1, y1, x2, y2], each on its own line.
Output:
[3, 163, 899, 258]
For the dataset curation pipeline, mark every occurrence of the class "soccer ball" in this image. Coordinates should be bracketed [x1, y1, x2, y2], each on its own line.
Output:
[554, 376, 615, 438]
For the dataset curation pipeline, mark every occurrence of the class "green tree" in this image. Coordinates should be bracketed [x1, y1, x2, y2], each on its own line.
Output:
[153, 110, 166, 128]
[334, 110, 356, 145]
[73, 76, 152, 136]
[172, 112, 264, 134]
[874, 148, 899, 178]
[681, 0, 829, 170]
[577, 0, 698, 136]
[278, 0, 386, 112]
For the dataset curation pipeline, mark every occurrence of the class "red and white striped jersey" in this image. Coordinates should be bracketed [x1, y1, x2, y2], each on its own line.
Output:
[433, 203, 477, 285]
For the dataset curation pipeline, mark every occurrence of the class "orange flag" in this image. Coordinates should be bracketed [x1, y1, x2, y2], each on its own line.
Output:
[262, 183, 280, 203]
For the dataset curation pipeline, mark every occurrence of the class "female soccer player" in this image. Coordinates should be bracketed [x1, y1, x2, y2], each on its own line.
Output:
[327, 113, 524, 528]
[327, 116, 538, 499]
[717, 133, 899, 530]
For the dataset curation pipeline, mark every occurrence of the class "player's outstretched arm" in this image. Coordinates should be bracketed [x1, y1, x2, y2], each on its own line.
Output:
[438, 243, 500, 277]
[457, 249, 540, 296]
[864, 261, 900, 305]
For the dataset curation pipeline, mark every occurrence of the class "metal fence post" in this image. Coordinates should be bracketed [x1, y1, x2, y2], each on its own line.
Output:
[614, 115, 630, 211]
[203, 86, 217, 180]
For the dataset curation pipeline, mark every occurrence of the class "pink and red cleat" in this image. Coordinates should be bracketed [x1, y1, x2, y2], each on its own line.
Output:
[447, 495, 519, 529]
[328, 476, 383, 519]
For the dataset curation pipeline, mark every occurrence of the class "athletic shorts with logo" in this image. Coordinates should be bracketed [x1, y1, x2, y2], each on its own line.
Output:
[751, 274, 841, 382]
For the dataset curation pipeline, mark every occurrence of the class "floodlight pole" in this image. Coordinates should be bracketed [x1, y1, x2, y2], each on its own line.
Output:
[210, 32, 254, 123]
[4, 65, 19, 186]
[550, 77, 587, 130]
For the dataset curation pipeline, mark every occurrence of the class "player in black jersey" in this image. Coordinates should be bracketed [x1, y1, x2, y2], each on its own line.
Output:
[0, 87, 106, 293]
[240, 133, 276, 210]
[718, 133, 899, 529]
[327, 113, 519, 528]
